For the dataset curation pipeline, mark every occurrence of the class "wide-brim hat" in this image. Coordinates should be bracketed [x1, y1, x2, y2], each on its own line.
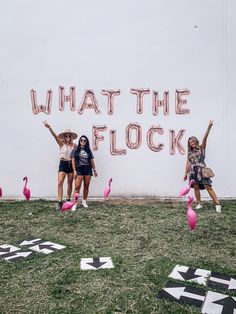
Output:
[58, 129, 78, 140]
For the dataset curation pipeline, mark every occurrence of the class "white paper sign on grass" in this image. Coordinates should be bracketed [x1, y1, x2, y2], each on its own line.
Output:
[29, 241, 66, 254]
[202, 291, 236, 314]
[0, 244, 21, 256]
[168, 265, 211, 286]
[80, 257, 114, 270]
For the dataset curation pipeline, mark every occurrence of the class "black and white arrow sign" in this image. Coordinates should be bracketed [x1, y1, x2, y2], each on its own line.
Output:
[208, 271, 236, 292]
[157, 281, 206, 308]
[80, 257, 114, 270]
[29, 241, 66, 254]
[0, 244, 21, 256]
[19, 238, 44, 247]
[2, 251, 34, 262]
[168, 265, 211, 285]
[87, 257, 107, 269]
[202, 291, 236, 314]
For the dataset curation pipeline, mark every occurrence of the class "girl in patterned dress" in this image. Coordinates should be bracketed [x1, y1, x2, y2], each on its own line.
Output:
[184, 121, 221, 212]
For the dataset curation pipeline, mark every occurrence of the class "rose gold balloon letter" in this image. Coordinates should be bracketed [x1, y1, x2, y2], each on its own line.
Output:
[169, 129, 186, 155]
[110, 130, 127, 155]
[78, 90, 101, 115]
[175, 89, 190, 114]
[152, 90, 169, 116]
[59, 86, 76, 111]
[30, 89, 52, 115]
[130, 88, 150, 114]
[125, 123, 142, 149]
[147, 126, 164, 152]
[92, 125, 107, 151]
[101, 89, 120, 115]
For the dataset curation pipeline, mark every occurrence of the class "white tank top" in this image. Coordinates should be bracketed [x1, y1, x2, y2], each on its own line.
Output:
[59, 144, 75, 160]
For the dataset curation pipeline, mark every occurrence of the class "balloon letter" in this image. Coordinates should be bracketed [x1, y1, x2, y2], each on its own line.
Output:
[92, 125, 107, 151]
[152, 90, 169, 116]
[59, 86, 76, 111]
[30, 89, 52, 115]
[175, 89, 190, 114]
[101, 89, 120, 115]
[169, 129, 186, 155]
[125, 123, 142, 149]
[110, 130, 127, 156]
[130, 88, 150, 114]
[78, 90, 101, 115]
[147, 126, 164, 152]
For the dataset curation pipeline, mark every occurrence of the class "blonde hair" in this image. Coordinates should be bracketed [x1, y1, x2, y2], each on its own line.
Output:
[62, 134, 73, 144]
[188, 136, 201, 155]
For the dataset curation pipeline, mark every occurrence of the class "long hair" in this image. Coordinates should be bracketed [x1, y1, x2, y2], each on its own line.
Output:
[74, 135, 93, 161]
[187, 136, 201, 155]
[62, 136, 73, 144]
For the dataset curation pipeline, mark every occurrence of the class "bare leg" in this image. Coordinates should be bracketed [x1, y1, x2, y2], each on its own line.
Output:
[74, 175, 84, 195]
[83, 176, 92, 200]
[67, 173, 74, 200]
[70, 175, 83, 211]
[58, 172, 66, 201]
[193, 184, 201, 204]
[204, 185, 220, 204]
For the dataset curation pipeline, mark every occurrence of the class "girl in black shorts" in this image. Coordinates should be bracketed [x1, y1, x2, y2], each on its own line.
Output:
[71, 135, 97, 208]
[43, 121, 78, 209]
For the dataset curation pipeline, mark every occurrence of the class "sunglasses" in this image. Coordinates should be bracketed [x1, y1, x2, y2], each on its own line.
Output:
[65, 134, 72, 138]
[80, 138, 87, 143]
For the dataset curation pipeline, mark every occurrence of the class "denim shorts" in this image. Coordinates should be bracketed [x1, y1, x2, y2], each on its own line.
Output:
[76, 165, 93, 176]
[58, 160, 73, 174]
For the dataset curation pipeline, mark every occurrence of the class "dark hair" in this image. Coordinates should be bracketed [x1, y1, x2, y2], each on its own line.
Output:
[74, 135, 93, 161]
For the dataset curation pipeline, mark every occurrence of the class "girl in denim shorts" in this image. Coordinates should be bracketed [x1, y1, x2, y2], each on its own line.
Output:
[71, 135, 97, 209]
[43, 121, 78, 209]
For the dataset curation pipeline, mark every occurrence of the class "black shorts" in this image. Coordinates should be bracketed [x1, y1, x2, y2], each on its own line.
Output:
[58, 160, 73, 174]
[76, 165, 93, 176]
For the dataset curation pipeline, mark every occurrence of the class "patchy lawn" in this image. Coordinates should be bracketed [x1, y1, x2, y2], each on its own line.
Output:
[0, 199, 235, 313]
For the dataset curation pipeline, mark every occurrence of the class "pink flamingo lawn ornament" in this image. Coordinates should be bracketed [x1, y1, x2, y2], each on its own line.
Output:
[187, 195, 197, 231]
[0, 187, 2, 197]
[179, 179, 194, 197]
[23, 177, 31, 201]
[104, 178, 112, 200]
[61, 193, 79, 212]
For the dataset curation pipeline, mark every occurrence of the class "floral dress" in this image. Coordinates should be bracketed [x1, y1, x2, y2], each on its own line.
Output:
[188, 147, 212, 190]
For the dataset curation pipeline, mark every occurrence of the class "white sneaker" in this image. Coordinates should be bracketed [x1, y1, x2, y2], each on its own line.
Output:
[82, 200, 88, 208]
[71, 203, 77, 211]
[195, 204, 203, 209]
[216, 204, 221, 213]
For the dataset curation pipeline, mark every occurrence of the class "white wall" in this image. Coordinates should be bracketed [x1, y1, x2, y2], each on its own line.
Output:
[0, 0, 235, 198]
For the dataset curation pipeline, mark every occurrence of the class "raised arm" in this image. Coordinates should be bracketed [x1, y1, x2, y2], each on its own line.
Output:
[43, 121, 63, 146]
[201, 120, 213, 153]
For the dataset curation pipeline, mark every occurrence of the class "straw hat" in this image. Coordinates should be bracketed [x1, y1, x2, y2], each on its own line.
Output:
[58, 129, 78, 140]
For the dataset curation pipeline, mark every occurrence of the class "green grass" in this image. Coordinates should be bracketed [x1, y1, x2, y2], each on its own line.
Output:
[0, 199, 235, 313]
